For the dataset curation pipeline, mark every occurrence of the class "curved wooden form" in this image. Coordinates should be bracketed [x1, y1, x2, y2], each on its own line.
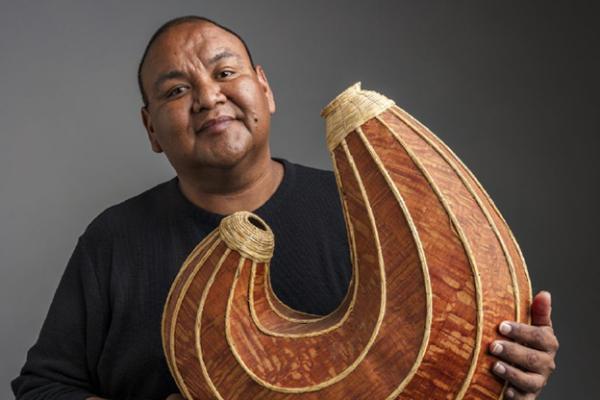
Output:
[162, 83, 532, 400]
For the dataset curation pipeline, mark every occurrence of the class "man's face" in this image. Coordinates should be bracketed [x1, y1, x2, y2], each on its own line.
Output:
[140, 22, 275, 176]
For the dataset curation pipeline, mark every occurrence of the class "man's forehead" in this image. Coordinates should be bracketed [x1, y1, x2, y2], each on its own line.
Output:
[150, 22, 244, 59]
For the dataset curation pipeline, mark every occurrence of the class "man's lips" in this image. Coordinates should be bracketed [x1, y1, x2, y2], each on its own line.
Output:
[197, 116, 236, 134]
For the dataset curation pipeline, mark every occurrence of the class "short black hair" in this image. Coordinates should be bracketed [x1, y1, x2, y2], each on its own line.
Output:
[137, 16, 255, 108]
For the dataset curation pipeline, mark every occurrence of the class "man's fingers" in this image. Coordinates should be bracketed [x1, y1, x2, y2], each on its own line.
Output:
[530, 291, 552, 327]
[490, 340, 556, 374]
[490, 290, 558, 399]
[492, 361, 546, 395]
[502, 386, 536, 400]
[498, 322, 559, 352]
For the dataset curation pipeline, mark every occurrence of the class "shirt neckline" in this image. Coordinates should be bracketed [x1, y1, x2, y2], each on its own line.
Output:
[169, 158, 296, 226]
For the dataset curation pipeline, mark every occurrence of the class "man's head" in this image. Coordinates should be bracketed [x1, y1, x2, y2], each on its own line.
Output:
[138, 17, 276, 178]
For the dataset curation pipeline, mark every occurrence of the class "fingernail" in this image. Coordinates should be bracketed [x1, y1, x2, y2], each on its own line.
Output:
[494, 363, 506, 375]
[491, 342, 504, 355]
[499, 322, 512, 335]
[505, 388, 515, 398]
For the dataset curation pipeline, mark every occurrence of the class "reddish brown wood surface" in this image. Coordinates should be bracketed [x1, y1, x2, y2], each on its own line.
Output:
[162, 86, 531, 400]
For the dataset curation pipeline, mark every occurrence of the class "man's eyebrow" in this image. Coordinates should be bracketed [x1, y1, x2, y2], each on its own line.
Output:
[208, 50, 238, 65]
[153, 70, 185, 91]
[152, 52, 239, 92]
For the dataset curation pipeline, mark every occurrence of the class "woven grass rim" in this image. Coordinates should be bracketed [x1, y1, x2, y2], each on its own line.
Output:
[219, 212, 274, 263]
[321, 82, 395, 152]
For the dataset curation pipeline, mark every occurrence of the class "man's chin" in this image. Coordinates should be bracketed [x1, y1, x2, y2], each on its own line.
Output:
[195, 151, 252, 172]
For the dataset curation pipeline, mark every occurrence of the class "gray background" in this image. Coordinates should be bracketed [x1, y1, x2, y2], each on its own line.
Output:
[1, 1, 598, 399]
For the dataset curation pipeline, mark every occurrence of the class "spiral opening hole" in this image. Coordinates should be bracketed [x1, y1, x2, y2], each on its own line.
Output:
[248, 216, 266, 231]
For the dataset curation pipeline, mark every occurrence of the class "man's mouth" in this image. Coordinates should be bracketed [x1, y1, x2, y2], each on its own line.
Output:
[197, 116, 236, 134]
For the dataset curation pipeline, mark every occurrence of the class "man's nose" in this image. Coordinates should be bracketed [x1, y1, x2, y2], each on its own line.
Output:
[192, 78, 226, 112]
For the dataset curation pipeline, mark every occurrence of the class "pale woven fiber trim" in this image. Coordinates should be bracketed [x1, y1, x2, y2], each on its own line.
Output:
[224, 257, 255, 386]
[331, 149, 360, 284]
[389, 107, 523, 324]
[221, 140, 388, 394]
[248, 252, 359, 336]
[194, 248, 233, 400]
[329, 148, 360, 318]
[375, 115, 484, 400]
[320, 82, 395, 152]
[398, 109, 533, 319]
[246, 151, 360, 330]
[166, 233, 222, 400]
[355, 126, 433, 399]
[219, 212, 274, 264]
[263, 264, 326, 323]
[388, 108, 525, 400]
[249, 155, 360, 329]
[162, 230, 218, 374]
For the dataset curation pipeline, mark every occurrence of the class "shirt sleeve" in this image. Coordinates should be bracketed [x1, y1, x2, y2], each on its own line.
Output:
[12, 237, 106, 400]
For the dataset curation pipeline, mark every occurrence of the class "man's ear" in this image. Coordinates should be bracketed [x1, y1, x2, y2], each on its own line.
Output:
[141, 107, 163, 153]
[255, 66, 276, 115]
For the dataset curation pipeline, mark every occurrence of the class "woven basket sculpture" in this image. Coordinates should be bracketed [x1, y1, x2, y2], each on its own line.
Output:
[162, 83, 532, 400]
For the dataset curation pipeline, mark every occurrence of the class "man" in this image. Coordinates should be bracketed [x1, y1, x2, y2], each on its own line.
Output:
[13, 16, 558, 400]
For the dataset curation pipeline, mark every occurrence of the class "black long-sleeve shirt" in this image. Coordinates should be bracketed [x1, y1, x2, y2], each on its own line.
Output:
[12, 160, 351, 400]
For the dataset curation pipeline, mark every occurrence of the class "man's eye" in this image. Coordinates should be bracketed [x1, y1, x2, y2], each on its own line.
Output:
[167, 86, 186, 97]
[217, 71, 233, 79]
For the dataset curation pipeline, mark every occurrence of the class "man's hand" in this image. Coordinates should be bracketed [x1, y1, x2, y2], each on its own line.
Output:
[489, 291, 559, 399]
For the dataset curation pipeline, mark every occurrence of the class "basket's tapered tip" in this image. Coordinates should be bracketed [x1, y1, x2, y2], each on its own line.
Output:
[320, 83, 395, 152]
